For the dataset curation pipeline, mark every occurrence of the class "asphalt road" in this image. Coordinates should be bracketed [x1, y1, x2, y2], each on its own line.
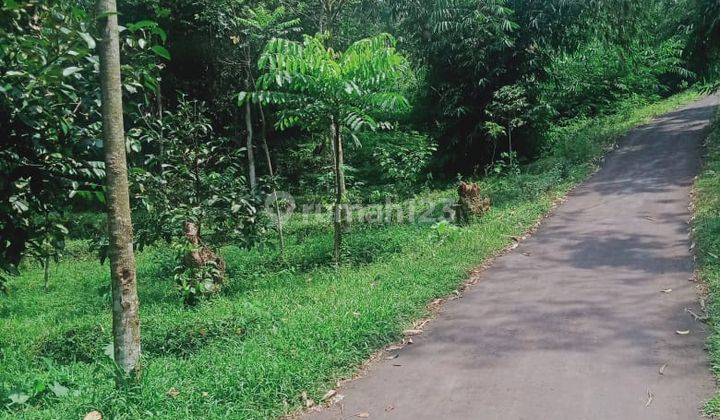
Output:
[306, 95, 720, 420]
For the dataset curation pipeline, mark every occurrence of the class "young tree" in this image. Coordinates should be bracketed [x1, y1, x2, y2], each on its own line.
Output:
[97, 0, 141, 378]
[130, 97, 258, 305]
[485, 84, 530, 157]
[235, 6, 300, 254]
[241, 33, 410, 264]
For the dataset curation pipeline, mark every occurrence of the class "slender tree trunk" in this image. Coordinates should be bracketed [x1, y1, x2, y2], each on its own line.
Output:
[43, 256, 50, 292]
[258, 105, 275, 178]
[156, 85, 164, 168]
[258, 105, 285, 255]
[507, 126, 513, 155]
[331, 119, 347, 265]
[97, 0, 141, 380]
[245, 90, 257, 192]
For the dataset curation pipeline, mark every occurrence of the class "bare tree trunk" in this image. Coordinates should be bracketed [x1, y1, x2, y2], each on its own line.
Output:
[43, 256, 50, 292]
[156, 85, 164, 168]
[258, 106, 274, 177]
[258, 105, 285, 255]
[97, 0, 141, 380]
[331, 119, 347, 265]
[245, 92, 257, 192]
[508, 126, 513, 155]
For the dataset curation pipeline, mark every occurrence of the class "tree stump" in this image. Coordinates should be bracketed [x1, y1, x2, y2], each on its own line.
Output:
[455, 182, 491, 224]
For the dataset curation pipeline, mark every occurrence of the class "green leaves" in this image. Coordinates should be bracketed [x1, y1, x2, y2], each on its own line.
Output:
[0, 2, 164, 278]
[3, 0, 19, 10]
[248, 33, 410, 134]
[62, 66, 82, 77]
[78, 32, 95, 49]
[151, 45, 171, 60]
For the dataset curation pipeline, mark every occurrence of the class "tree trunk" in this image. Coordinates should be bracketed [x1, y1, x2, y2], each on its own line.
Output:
[97, 0, 141, 380]
[331, 119, 347, 265]
[258, 105, 285, 255]
[245, 94, 257, 192]
[156, 85, 164, 168]
[43, 256, 50, 292]
[508, 126, 513, 155]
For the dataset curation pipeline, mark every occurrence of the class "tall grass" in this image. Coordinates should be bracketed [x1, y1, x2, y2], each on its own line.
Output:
[691, 106, 720, 415]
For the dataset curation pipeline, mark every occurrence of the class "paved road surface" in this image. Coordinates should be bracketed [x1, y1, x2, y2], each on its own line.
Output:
[306, 95, 719, 420]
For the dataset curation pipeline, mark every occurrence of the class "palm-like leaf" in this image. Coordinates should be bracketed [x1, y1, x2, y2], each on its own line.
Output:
[240, 33, 410, 135]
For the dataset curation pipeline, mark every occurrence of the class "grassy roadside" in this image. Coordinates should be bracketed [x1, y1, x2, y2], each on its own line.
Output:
[0, 90, 703, 419]
[693, 106, 720, 416]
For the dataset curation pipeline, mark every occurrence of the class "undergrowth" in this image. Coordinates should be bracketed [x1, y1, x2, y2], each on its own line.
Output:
[693, 105, 720, 416]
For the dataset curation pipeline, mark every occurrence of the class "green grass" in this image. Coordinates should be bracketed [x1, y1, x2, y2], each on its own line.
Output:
[693, 105, 720, 416]
[0, 90, 702, 419]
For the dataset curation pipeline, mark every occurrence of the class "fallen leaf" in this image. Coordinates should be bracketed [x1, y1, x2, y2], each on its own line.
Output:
[201, 392, 209, 398]
[84, 411, 102, 420]
[166, 388, 180, 398]
[522, 252, 531, 256]
[9, 392, 29, 405]
[386, 354, 399, 360]
[659, 363, 667, 375]
[103, 343, 114, 360]
[676, 330, 690, 335]
[385, 405, 395, 412]
[301, 391, 315, 408]
[50, 382, 70, 397]
[660, 289, 673, 294]
[430, 298, 442, 305]
[406, 338, 414, 344]
[355, 412, 370, 418]
[386, 344, 404, 351]
[645, 389, 654, 408]
[403, 329, 423, 336]
[322, 390, 337, 401]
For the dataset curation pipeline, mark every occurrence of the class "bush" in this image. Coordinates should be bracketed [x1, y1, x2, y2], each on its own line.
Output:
[540, 38, 691, 118]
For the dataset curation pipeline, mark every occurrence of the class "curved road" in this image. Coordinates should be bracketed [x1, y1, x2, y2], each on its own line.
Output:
[307, 95, 719, 420]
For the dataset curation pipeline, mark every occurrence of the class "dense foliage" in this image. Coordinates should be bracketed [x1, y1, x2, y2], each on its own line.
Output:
[3, 0, 718, 283]
[0, 0, 166, 289]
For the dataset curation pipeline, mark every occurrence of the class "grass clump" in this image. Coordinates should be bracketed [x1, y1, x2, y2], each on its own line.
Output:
[0, 91, 703, 419]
